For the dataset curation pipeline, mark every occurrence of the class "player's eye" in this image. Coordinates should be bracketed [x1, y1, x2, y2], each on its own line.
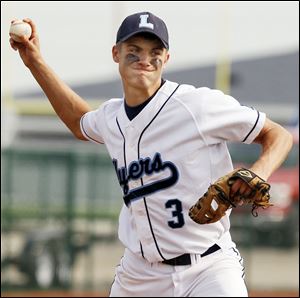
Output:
[127, 46, 140, 53]
[152, 50, 163, 57]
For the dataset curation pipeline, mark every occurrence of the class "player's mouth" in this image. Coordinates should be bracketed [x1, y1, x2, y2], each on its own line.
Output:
[132, 67, 154, 72]
[130, 67, 157, 77]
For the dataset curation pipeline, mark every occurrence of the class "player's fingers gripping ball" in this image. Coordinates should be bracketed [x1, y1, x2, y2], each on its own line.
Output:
[9, 20, 32, 42]
[188, 168, 272, 224]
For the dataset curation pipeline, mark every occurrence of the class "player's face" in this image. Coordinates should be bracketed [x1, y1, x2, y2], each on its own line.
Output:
[112, 35, 169, 90]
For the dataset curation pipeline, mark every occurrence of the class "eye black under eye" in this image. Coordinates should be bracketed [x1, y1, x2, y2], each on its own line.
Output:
[126, 53, 140, 62]
[127, 53, 138, 58]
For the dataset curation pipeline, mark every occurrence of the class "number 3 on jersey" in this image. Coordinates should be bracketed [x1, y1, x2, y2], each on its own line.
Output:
[165, 199, 185, 229]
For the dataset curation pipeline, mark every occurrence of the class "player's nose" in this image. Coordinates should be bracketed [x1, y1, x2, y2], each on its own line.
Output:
[137, 53, 152, 66]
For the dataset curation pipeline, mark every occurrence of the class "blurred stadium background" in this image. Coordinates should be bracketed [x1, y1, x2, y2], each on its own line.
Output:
[1, 1, 299, 297]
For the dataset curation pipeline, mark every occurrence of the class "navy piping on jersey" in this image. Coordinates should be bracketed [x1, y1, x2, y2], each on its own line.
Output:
[116, 117, 145, 258]
[242, 110, 260, 142]
[80, 115, 104, 144]
[137, 84, 180, 261]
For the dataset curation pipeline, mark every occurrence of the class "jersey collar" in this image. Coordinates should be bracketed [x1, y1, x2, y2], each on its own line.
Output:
[116, 80, 179, 133]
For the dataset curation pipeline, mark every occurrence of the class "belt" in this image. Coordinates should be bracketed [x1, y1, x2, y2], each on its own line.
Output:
[162, 244, 220, 266]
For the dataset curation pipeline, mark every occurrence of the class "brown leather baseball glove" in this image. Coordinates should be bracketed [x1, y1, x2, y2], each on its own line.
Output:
[189, 168, 272, 224]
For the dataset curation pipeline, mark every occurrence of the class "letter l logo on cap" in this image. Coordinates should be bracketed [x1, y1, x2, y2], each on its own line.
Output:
[139, 14, 154, 29]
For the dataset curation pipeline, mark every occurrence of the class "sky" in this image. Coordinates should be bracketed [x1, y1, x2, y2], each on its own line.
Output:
[1, 1, 299, 95]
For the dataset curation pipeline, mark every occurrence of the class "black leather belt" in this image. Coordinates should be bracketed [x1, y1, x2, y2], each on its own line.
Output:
[162, 244, 220, 266]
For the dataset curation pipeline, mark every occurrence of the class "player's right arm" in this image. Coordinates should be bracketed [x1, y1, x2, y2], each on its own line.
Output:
[9, 18, 90, 141]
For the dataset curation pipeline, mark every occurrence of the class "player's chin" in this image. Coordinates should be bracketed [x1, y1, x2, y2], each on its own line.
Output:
[131, 74, 154, 87]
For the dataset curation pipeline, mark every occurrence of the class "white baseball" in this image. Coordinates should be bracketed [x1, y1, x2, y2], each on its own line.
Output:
[9, 20, 32, 42]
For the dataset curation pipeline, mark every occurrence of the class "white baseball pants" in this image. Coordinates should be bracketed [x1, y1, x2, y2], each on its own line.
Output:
[109, 246, 248, 297]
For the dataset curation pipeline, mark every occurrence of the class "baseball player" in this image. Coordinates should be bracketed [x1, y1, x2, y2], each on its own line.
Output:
[10, 12, 293, 297]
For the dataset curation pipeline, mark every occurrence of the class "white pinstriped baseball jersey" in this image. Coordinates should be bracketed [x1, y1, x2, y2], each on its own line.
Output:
[80, 80, 266, 263]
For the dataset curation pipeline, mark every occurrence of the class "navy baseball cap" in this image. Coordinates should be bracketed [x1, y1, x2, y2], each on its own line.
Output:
[116, 12, 169, 49]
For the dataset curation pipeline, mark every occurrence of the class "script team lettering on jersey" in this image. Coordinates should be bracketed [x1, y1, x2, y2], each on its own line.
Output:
[112, 152, 179, 206]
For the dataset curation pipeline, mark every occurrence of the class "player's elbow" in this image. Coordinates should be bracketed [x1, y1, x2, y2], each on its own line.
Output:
[65, 118, 88, 141]
[255, 119, 293, 148]
[284, 128, 294, 153]
[275, 123, 294, 151]
[72, 127, 88, 141]
[261, 121, 294, 153]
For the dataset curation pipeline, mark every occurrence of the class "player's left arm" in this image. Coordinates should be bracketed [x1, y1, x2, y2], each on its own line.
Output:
[231, 117, 293, 197]
[250, 117, 293, 180]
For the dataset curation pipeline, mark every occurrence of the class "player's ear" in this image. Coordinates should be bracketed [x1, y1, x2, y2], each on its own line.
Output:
[112, 45, 120, 63]
[163, 52, 170, 66]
